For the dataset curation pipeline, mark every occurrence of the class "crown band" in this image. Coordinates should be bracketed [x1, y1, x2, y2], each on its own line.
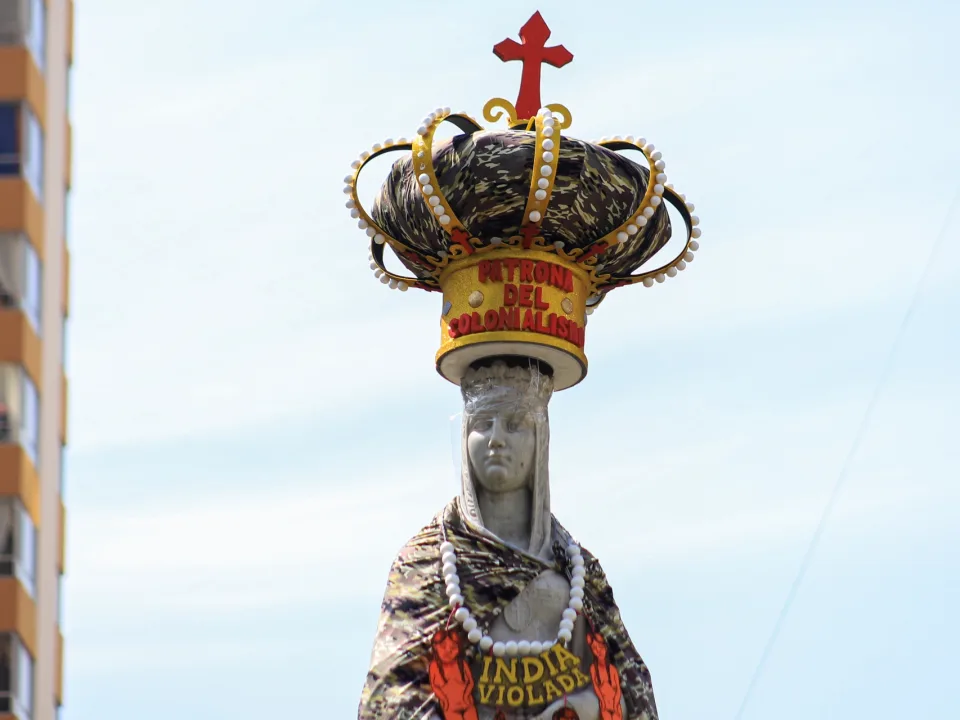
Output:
[437, 248, 589, 390]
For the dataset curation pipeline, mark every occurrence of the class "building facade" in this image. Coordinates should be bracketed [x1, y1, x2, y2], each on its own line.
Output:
[0, 1, 71, 719]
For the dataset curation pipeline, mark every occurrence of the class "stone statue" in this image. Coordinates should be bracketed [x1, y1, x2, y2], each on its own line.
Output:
[358, 360, 658, 720]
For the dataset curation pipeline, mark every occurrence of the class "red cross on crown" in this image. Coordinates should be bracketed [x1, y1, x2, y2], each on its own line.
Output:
[493, 11, 574, 123]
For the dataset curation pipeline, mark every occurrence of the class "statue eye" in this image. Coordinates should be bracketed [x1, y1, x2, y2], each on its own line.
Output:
[507, 421, 519, 432]
[474, 418, 493, 432]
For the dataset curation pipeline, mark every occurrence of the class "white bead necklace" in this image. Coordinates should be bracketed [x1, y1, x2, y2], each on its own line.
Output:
[440, 538, 586, 657]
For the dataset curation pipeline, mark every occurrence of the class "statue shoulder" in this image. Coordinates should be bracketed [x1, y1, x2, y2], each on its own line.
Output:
[385, 503, 458, 576]
[551, 520, 616, 594]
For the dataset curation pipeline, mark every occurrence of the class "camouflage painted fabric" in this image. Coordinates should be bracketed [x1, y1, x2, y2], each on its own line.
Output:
[371, 130, 672, 282]
[358, 498, 659, 720]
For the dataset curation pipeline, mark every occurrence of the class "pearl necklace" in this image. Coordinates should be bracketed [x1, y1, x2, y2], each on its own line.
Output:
[440, 538, 586, 657]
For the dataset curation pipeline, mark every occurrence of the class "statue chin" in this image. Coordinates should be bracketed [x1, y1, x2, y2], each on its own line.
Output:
[473, 469, 528, 494]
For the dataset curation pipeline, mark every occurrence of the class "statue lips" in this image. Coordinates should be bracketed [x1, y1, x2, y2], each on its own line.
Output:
[484, 451, 512, 469]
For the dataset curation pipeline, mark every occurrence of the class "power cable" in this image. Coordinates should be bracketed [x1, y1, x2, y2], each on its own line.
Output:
[732, 185, 960, 720]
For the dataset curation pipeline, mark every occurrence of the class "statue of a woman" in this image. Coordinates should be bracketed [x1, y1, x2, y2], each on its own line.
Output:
[359, 359, 658, 720]
[346, 13, 701, 718]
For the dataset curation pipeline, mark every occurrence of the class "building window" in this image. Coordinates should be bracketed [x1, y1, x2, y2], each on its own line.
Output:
[0, 105, 17, 176]
[0, 104, 44, 202]
[22, 107, 42, 204]
[0, 502, 36, 599]
[19, 375, 38, 467]
[0, 365, 40, 465]
[15, 506, 35, 597]
[0, 635, 34, 719]
[22, 244, 40, 333]
[0, 234, 43, 335]
[26, 0, 45, 73]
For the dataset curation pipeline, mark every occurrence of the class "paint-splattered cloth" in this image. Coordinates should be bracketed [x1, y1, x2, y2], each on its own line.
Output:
[371, 130, 672, 282]
[358, 498, 658, 719]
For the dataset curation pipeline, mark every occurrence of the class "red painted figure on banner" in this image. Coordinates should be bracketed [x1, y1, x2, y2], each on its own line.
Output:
[587, 631, 624, 720]
[428, 629, 479, 720]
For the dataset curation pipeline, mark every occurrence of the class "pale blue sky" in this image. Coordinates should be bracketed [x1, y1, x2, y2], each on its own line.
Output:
[62, 1, 958, 718]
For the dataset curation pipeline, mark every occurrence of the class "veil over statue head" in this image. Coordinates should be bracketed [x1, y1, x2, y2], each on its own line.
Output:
[460, 358, 555, 558]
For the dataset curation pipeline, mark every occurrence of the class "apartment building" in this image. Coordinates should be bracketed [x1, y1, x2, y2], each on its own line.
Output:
[0, 1, 71, 719]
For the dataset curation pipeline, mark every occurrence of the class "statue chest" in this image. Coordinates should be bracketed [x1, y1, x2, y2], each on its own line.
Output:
[490, 569, 571, 641]
[471, 570, 599, 718]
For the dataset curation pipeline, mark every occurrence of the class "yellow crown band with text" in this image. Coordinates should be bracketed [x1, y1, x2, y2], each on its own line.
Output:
[437, 248, 591, 390]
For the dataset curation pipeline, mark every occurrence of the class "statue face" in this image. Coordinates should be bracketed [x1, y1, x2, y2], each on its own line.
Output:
[467, 408, 536, 494]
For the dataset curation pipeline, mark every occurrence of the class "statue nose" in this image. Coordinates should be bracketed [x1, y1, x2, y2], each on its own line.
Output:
[488, 420, 507, 447]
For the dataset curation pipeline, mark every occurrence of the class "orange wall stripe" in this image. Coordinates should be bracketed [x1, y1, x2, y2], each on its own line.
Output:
[0, 178, 46, 261]
[0, 309, 43, 392]
[0, 47, 47, 130]
[0, 445, 41, 527]
[0, 578, 38, 659]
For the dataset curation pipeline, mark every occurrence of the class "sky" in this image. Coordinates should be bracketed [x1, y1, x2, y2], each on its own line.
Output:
[62, 0, 960, 718]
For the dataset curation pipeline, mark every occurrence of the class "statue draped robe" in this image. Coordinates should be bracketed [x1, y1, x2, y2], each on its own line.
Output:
[359, 499, 659, 720]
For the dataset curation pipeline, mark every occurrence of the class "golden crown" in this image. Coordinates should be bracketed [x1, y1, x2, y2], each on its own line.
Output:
[344, 11, 701, 390]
